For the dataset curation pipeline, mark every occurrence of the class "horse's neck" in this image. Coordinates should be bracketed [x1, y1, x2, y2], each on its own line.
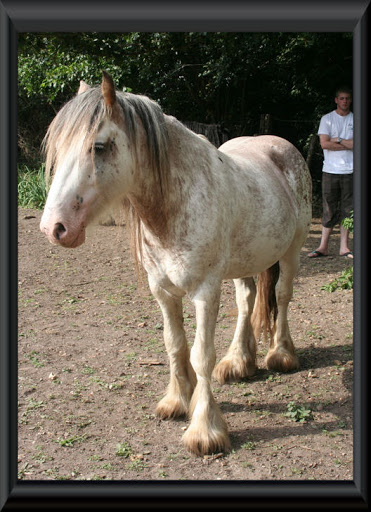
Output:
[166, 116, 217, 193]
[129, 117, 215, 244]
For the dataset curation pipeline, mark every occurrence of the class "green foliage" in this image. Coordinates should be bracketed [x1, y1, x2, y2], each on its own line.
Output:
[322, 211, 353, 292]
[285, 401, 313, 423]
[115, 442, 132, 458]
[18, 166, 47, 209]
[18, 32, 353, 170]
[241, 441, 257, 450]
[321, 267, 353, 292]
[56, 434, 87, 447]
[341, 211, 353, 233]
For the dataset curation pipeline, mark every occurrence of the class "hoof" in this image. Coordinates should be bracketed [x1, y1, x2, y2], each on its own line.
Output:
[182, 423, 231, 456]
[155, 396, 189, 420]
[265, 348, 299, 372]
[213, 358, 256, 385]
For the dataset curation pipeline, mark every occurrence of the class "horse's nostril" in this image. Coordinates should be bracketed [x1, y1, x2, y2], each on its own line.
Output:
[54, 222, 66, 241]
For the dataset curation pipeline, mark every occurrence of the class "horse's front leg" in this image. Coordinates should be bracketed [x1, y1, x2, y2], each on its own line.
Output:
[183, 282, 231, 455]
[148, 275, 196, 419]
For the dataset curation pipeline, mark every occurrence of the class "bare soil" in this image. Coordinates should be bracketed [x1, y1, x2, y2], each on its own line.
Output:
[18, 208, 353, 481]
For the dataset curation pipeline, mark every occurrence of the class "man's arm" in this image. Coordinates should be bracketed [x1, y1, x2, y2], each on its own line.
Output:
[332, 138, 353, 150]
[320, 134, 353, 151]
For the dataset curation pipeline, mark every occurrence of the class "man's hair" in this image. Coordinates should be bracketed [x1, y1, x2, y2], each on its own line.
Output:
[335, 86, 352, 98]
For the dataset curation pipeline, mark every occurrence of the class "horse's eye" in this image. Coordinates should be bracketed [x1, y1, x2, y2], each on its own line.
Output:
[94, 143, 105, 153]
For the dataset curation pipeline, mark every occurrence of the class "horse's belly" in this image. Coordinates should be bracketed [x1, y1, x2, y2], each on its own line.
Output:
[224, 256, 278, 279]
[224, 224, 296, 278]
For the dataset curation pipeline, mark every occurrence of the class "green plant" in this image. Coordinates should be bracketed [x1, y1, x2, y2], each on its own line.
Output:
[285, 401, 313, 423]
[115, 442, 132, 458]
[341, 210, 353, 233]
[321, 266, 353, 292]
[27, 350, 45, 368]
[18, 165, 47, 209]
[241, 441, 256, 450]
[56, 434, 87, 447]
[322, 212, 353, 292]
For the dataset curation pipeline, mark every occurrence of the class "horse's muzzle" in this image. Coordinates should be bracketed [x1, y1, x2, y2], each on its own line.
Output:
[40, 218, 86, 248]
[53, 222, 66, 241]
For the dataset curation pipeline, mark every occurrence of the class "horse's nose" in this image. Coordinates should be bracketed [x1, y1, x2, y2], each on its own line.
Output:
[52, 222, 67, 241]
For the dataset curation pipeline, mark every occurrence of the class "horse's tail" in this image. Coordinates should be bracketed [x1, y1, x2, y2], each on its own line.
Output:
[252, 262, 280, 343]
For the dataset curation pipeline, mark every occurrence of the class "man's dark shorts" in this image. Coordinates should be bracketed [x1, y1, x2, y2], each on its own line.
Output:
[322, 172, 353, 228]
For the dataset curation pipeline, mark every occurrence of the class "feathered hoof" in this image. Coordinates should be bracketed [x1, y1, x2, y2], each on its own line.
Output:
[182, 423, 231, 456]
[155, 396, 189, 420]
[265, 348, 299, 372]
[213, 358, 256, 385]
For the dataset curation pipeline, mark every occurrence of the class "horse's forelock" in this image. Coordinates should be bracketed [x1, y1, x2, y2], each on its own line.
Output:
[44, 87, 169, 193]
[43, 88, 106, 183]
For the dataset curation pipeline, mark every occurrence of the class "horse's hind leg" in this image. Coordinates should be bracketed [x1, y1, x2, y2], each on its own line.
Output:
[265, 246, 300, 372]
[213, 277, 257, 384]
[148, 276, 196, 419]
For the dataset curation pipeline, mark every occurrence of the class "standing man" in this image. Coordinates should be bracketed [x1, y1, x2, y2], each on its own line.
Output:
[308, 86, 354, 259]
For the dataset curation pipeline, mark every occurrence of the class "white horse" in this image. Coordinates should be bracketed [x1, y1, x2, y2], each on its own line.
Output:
[40, 72, 312, 456]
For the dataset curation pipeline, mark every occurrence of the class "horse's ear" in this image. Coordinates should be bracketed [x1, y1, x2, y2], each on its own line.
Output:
[77, 80, 90, 95]
[102, 71, 116, 107]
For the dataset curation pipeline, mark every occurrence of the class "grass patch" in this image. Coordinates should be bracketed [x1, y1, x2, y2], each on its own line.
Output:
[18, 165, 47, 209]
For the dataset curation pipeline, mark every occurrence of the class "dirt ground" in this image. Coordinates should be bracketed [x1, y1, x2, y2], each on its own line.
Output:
[18, 208, 353, 481]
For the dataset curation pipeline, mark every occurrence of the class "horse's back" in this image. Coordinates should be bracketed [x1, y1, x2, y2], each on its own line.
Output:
[219, 135, 312, 212]
[219, 135, 304, 173]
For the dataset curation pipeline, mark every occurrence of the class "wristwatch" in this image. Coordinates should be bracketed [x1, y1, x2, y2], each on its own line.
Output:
[337, 137, 343, 144]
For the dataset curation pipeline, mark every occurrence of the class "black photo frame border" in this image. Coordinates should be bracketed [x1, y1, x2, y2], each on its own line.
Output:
[0, 0, 369, 509]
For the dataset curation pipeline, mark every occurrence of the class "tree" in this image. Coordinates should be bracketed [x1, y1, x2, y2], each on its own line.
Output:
[18, 32, 352, 168]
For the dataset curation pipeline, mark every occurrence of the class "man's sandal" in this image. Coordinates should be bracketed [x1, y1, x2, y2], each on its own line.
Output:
[308, 250, 328, 258]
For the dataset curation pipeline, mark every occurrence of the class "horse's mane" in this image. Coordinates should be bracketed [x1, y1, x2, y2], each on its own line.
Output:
[43, 86, 171, 270]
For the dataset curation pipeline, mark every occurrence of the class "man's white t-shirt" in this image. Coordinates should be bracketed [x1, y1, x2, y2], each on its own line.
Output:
[317, 110, 353, 174]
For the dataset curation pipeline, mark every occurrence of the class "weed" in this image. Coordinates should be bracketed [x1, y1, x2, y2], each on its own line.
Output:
[285, 401, 313, 423]
[241, 441, 256, 450]
[82, 366, 95, 375]
[115, 442, 132, 458]
[322, 428, 344, 438]
[27, 350, 45, 368]
[102, 463, 114, 470]
[18, 462, 34, 479]
[89, 455, 102, 462]
[290, 467, 304, 476]
[126, 460, 146, 472]
[266, 373, 282, 382]
[26, 398, 44, 411]
[32, 445, 53, 463]
[321, 267, 353, 292]
[56, 434, 88, 447]
[241, 462, 254, 469]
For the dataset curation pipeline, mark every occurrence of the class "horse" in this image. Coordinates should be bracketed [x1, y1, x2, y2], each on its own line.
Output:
[40, 71, 312, 456]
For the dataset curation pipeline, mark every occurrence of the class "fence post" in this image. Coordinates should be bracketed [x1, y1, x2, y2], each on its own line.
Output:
[306, 133, 318, 172]
[259, 114, 273, 134]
